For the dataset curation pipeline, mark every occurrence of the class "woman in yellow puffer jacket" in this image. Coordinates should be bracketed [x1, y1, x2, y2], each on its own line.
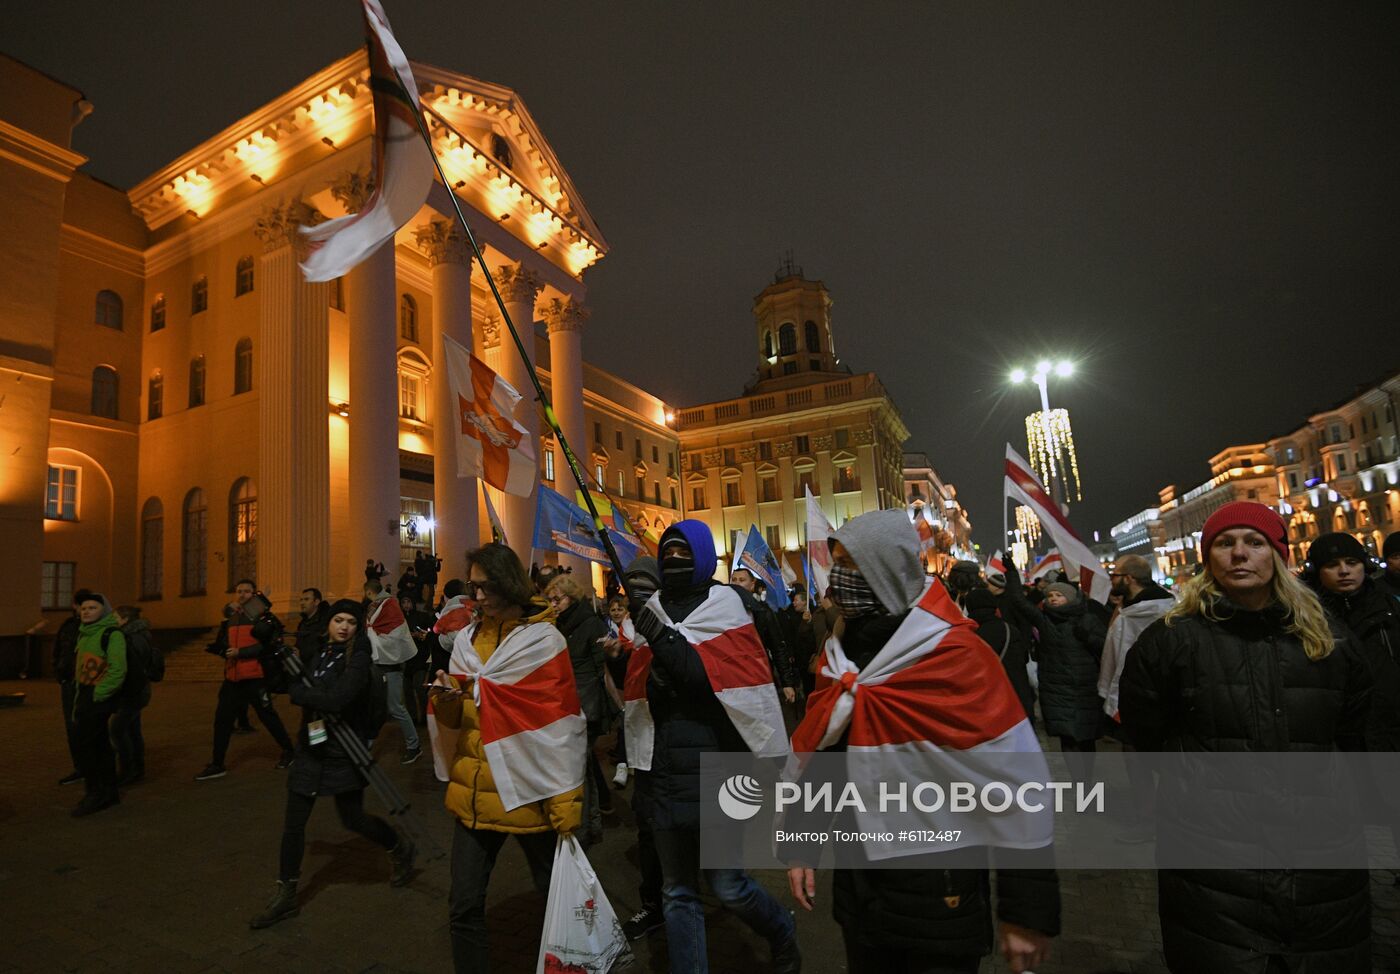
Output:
[430, 543, 581, 973]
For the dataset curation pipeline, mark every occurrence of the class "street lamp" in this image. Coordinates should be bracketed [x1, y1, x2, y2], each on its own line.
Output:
[1009, 359, 1083, 503]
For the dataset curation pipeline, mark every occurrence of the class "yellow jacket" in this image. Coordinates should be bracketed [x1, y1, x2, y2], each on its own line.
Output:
[434, 606, 582, 834]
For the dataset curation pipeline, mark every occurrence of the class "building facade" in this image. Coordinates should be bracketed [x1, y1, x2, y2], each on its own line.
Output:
[674, 270, 911, 570]
[902, 451, 974, 575]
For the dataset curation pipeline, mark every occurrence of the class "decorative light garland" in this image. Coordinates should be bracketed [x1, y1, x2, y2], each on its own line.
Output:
[1015, 505, 1043, 546]
[1025, 408, 1084, 501]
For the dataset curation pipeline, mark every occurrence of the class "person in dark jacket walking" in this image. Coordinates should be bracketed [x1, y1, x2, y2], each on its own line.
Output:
[111, 605, 154, 785]
[1039, 581, 1106, 782]
[964, 588, 1036, 721]
[783, 511, 1058, 974]
[780, 589, 819, 699]
[196, 579, 296, 780]
[250, 600, 414, 929]
[293, 588, 332, 663]
[54, 589, 91, 786]
[632, 522, 800, 973]
[545, 573, 614, 844]
[730, 567, 800, 704]
[1121, 501, 1374, 973]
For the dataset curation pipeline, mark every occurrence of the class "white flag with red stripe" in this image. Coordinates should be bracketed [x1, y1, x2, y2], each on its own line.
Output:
[791, 579, 1052, 858]
[626, 586, 789, 767]
[298, 0, 434, 281]
[366, 593, 416, 664]
[436, 620, 586, 809]
[1029, 549, 1063, 581]
[1004, 444, 1110, 603]
[805, 487, 834, 599]
[426, 595, 477, 782]
[987, 549, 1007, 577]
[443, 334, 536, 497]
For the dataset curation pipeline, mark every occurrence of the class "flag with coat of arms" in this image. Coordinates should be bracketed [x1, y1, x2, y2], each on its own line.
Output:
[443, 335, 536, 496]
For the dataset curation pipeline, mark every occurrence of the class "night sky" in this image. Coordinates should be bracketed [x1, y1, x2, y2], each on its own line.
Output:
[9, 2, 1399, 546]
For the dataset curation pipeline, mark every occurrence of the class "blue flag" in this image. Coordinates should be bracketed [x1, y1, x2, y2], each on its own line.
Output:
[801, 551, 814, 603]
[737, 524, 791, 611]
[532, 485, 641, 568]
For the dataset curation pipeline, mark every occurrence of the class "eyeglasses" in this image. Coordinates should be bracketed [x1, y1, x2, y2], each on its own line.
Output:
[467, 580, 499, 597]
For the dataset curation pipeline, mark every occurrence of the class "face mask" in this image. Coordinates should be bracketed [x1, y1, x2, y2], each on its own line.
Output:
[828, 565, 883, 619]
[660, 545, 694, 590]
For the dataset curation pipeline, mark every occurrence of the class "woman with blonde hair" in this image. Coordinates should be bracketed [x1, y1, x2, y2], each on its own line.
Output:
[1120, 501, 1373, 972]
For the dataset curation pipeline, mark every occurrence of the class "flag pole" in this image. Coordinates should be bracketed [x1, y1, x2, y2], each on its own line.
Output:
[407, 103, 634, 594]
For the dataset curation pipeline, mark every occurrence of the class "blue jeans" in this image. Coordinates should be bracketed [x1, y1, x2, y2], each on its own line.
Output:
[377, 665, 419, 751]
[654, 827, 795, 973]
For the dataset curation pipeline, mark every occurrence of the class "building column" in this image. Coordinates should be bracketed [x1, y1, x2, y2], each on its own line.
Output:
[856, 434, 879, 515]
[542, 296, 589, 578]
[492, 263, 544, 567]
[253, 199, 330, 615]
[416, 219, 478, 579]
[334, 173, 402, 596]
[814, 434, 836, 525]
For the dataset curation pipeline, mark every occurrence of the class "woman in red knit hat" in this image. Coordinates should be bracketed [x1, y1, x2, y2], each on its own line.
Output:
[1119, 501, 1374, 972]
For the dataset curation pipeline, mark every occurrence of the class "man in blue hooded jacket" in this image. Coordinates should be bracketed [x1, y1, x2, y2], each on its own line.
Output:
[631, 520, 801, 973]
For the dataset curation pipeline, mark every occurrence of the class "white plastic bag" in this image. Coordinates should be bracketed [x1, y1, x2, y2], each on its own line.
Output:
[536, 834, 633, 973]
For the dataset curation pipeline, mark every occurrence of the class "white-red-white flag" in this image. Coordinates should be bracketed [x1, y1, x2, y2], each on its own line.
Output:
[1029, 549, 1063, 581]
[987, 549, 1007, 577]
[791, 579, 1052, 859]
[366, 592, 417, 664]
[440, 620, 586, 810]
[1004, 444, 1110, 603]
[443, 335, 536, 496]
[626, 586, 789, 766]
[426, 594, 477, 781]
[805, 486, 834, 599]
[299, 0, 434, 281]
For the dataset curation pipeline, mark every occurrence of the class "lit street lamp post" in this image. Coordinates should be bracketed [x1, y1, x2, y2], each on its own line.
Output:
[1008, 360, 1081, 545]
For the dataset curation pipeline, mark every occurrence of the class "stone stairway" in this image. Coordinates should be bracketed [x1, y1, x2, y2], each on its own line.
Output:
[160, 632, 223, 682]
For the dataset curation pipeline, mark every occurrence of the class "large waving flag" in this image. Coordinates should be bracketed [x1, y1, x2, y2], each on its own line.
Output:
[791, 579, 1052, 859]
[299, 0, 434, 281]
[734, 524, 791, 610]
[366, 593, 416, 664]
[1004, 444, 1110, 603]
[627, 586, 790, 765]
[441, 620, 586, 810]
[805, 487, 834, 599]
[1029, 549, 1063, 581]
[533, 485, 641, 567]
[443, 335, 536, 496]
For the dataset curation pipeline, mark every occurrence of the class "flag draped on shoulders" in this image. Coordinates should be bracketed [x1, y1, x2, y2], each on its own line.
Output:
[299, 0, 434, 282]
[443, 334, 536, 496]
[444, 620, 586, 810]
[790, 578, 1052, 858]
[427, 596, 476, 781]
[625, 586, 790, 766]
[366, 594, 416, 664]
[1004, 444, 1110, 603]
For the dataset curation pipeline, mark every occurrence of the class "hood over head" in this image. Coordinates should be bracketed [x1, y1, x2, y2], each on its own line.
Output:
[963, 587, 1001, 624]
[659, 520, 717, 588]
[828, 510, 925, 614]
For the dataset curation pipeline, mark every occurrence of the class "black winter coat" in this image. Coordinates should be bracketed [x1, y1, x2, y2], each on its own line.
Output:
[973, 616, 1036, 722]
[555, 599, 611, 731]
[1120, 600, 1373, 974]
[782, 611, 1061, 957]
[1038, 600, 1106, 742]
[1316, 578, 1400, 751]
[634, 582, 748, 831]
[286, 636, 372, 797]
[53, 615, 81, 683]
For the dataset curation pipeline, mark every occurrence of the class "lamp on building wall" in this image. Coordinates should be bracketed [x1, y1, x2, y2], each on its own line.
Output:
[330, 400, 350, 418]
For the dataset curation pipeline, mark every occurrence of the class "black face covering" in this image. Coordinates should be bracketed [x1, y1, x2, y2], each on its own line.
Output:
[660, 544, 694, 591]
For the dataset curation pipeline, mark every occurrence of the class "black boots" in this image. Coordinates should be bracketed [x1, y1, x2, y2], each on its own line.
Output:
[771, 934, 802, 973]
[389, 836, 416, 887]
[249, 880, 299, 929]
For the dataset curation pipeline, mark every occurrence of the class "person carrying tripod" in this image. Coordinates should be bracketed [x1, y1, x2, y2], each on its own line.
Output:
[250, 599, 415, 929]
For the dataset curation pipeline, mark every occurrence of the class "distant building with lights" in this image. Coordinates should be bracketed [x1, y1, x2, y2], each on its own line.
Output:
[902, 452, 974, 574]
[1106, 370, 1400, 580]
[673, 267, 913, 569]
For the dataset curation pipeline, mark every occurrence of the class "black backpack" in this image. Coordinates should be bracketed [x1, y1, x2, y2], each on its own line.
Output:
[118, 627, 164, 684]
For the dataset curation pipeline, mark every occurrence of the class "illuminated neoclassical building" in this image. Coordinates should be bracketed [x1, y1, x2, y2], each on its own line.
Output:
[0, 50, 683, 642]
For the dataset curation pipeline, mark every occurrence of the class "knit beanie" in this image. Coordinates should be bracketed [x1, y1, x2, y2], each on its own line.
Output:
[80, 592, 113, 618]
[326, 598, 364, 627]
[1046, 582, 1080, 604]
[1200, 501, 1289, 563]
[1384, 531, 1400, 559]
[1306, 532, 1368, 569]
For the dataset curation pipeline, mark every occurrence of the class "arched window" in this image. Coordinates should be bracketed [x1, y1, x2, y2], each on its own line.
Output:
[235, 256, 254, 296]
[95, 290, 123, 329]
[182, 488, 207, 595]
[804, 320, 820, 352]
[191, 276, 208, 314]
[490, 133, 512, 170]
[234, 338, 253, 394]
[147, 371, 163, 421]
[140, 497, 163, 599]
[762, 330, 773, 358]
[150, 295, 166, 332]
[228, 478, 257, 590]
[188, 356, 206, 407]
[778, 322, 797, 355]
[400, 294, 418, 342]
[91, 365, 119, 419]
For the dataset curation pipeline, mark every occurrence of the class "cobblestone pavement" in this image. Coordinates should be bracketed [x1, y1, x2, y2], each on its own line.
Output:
[1, 680, 1395, 973]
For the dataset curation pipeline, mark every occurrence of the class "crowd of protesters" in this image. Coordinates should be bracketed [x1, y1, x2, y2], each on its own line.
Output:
[38, 511, 1400, 973]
